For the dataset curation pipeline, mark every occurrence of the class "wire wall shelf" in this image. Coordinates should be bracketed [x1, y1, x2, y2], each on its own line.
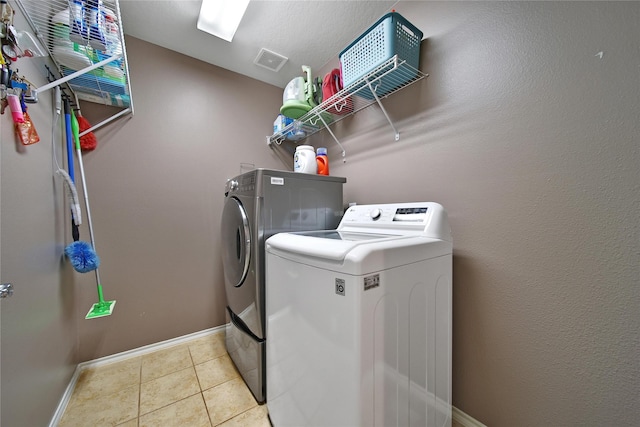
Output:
[268, 55, 427, 161]
[14, 0, 133, 132]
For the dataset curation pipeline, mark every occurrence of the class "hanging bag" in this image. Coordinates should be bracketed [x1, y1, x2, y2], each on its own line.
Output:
[322, 68, 353, 115]
[15, 111, 40, 145]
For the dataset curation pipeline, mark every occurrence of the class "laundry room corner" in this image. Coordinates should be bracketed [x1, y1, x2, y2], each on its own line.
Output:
[73, 36, 287, 361]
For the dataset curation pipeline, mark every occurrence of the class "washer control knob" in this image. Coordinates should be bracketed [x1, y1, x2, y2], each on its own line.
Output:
[370, 208, 382, 220]
[229, 180, 239, 191]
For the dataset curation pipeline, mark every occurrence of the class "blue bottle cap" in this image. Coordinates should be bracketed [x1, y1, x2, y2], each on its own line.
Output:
[317, 147, 327, 155]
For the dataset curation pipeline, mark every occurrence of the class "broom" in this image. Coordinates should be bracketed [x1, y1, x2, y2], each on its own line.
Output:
[71, 109, 115, 319]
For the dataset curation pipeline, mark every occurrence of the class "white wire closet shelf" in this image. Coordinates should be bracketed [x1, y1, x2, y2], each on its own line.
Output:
[14, 0, 133, 132]
[268, 55, 427, 161]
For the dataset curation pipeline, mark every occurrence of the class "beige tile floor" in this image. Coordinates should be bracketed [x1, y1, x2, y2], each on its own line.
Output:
[58, 329, 464, 427]
[58, 331, 270, 427]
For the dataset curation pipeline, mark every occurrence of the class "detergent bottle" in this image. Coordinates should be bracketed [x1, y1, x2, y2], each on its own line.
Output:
[294, 145, 317, 174]
[316, 147, 329, 175]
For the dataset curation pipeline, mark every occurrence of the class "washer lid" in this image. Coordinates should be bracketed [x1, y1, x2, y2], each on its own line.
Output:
[266, 231, 451, 275]
[299, 230, 400, 241]
[266, 202, 453, 274]
[267, 230, 406, 261]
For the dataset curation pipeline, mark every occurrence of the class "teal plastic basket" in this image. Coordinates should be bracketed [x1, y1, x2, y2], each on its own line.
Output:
[339, 12, 422, 100]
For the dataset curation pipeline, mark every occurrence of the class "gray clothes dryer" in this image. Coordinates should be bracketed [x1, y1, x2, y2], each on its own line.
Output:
[220, 168, 346, 403]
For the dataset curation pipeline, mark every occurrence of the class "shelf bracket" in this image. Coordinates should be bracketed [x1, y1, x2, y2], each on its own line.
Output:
[313, 112, 346, 162]
[364, 77, 400, 141]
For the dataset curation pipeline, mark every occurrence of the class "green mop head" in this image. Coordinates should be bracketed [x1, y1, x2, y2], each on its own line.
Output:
[86, 300, 116, 319]
[85, 283, 116, 319]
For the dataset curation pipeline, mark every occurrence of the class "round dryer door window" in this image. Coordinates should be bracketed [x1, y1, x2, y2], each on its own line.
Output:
[221, 196, 251, 287]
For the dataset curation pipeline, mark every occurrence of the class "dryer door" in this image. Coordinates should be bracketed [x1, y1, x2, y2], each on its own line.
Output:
[221, 196, 251, 288]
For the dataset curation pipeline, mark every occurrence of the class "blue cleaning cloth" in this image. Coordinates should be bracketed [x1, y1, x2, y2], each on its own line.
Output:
[65, 241, 100, 273]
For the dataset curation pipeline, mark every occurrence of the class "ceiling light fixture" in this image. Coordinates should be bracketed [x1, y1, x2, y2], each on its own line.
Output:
[197, 0, 250, 42]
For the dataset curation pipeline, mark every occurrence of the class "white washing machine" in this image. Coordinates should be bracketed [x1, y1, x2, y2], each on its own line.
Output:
[265, 202, 453, 427]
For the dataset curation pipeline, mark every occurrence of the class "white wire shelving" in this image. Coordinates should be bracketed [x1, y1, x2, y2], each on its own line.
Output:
[13, 0, 133, 134]
[268, 55, 427, 161]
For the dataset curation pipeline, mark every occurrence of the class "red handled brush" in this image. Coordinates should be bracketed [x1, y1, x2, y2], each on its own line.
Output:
[76, 113, 98, 151]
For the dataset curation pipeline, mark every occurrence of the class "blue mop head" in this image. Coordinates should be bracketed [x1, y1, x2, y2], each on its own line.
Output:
[65, 241, 100, 273]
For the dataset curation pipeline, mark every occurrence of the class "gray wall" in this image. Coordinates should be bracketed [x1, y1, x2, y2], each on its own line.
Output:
[76, 1, 639, 426]
[75, 36, 285, 361]
[314, 2, 639, 426]
[1, 8, 78, 426]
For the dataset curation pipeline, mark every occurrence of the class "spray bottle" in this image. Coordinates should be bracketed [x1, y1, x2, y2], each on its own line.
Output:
[69, 0, 87, 44]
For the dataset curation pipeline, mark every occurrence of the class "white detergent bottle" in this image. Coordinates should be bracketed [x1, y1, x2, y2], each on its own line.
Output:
[293, 145, 317, 174]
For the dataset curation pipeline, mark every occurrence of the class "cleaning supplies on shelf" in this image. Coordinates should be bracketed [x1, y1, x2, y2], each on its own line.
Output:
[322, 68, 353, 115]
[281, 66, 313, 119]
[316, 147, 329, 175]
[69, 0, 87, 44]
[293, 145, 317, 174]
[273, 114, 306, 141]
[86, 0, 107, 51]
[54, 4, 126, 87]
[281, 65, 324, 120]
[274, 114, 292, 135]
[102, 8, 122, 61]
[69, 0, 107, 50]
[287, 120, 307, 141]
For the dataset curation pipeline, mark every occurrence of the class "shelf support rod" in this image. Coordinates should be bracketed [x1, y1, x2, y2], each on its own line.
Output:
[313, 113, 346, 162]
[78, 107, 132, 137]
[364, 78, 400, 141]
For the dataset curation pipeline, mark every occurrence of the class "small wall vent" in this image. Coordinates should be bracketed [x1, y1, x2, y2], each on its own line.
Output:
[254, 48, 288, 72]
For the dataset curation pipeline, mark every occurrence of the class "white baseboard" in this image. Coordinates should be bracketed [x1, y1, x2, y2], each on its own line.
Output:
[453, 405, 487, 427]
[48, 365, 83, 427]
[77, 325, 225, 370]
[48, 325, 225, 427]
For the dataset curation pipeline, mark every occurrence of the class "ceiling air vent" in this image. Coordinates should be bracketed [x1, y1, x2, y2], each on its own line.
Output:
[254, 48, 288, 72]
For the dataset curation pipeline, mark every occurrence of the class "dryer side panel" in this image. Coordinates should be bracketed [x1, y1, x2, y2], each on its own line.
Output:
[260, 173, 344, 238]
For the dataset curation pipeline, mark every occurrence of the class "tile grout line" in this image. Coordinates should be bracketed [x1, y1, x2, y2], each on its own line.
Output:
[137, 359, 142, 427]
[138, 375, 202, 418]
[188, 343, 214, 426]
[137, 345, 213, 421]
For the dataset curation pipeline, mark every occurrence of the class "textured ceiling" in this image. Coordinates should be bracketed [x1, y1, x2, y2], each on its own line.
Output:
[119, 0, 398, 88]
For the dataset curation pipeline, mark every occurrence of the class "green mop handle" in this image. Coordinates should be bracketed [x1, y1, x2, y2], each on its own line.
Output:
[96, 282, 106, 305]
